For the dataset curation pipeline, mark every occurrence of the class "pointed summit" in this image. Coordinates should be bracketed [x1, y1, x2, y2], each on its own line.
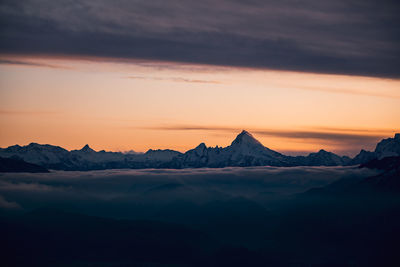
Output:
[231, 130, 263, 147]
[80, 144, 95, 153]
[195, 143, 207, 150]
[240, 130, 250, 135]
[193, 143, 207, 155]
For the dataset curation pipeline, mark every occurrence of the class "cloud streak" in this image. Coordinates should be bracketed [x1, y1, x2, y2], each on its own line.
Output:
[142, 124, 388, 141]
[125, 76, 221, 84]
[0, 0, 399, 78]
[0, 59, 68, 69]
[290, 84, 400, 99]
[138, 124, 394, 152]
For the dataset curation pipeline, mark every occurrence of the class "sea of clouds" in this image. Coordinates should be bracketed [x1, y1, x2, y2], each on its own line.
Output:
[0, 166, 378, 218]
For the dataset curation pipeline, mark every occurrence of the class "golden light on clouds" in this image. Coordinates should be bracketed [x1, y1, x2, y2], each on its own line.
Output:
[0, 54, 399, 156]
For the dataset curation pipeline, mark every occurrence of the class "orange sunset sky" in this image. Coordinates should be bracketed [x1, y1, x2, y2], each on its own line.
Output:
[0, 55, 399, 156]
[1, 1, 399, 157]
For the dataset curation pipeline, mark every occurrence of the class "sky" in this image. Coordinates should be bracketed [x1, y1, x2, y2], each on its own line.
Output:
[0, 0, 399, 156]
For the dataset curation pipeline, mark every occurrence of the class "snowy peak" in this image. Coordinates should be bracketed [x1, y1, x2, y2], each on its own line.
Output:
[374, 133, 400, 159]
[80, 144, 95, 153]
[349, 149, 377, 165]
[24, 143, 68, 153]
[188, 143, 207, 157]
[348, 133, 400, 165]
[144, 149, 181, 161]
[1, 131, 399, 170]
[226, 130, 284, 161]
[314, 149, 339, 157]
[231, 130, 263, 147]
[195, 143, 207, 151]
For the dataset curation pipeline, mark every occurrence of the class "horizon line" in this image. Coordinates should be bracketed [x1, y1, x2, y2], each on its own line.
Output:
[1, 130, 398, 157]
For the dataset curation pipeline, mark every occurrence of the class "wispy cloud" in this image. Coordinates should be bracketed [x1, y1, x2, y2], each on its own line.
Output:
[138, 124, 395, 149]
[309, 126, 398, 134]
[125, 76, 221, 84]
[291, 84, 400, 99]
[0, 59, 68, 69]
[143, 125, 239, 132]
[142, 124, 391, 137]
[252, 130, 383, 145]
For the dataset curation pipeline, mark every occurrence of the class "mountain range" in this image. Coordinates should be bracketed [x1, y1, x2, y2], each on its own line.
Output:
[0, 130, 399, 171]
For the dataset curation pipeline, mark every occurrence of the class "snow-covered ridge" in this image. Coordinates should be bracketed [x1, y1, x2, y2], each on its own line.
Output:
[0, 131, 399, 171]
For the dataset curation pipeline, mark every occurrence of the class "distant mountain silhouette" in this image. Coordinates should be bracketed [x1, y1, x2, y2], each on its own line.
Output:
[0, 131, 399, 171]
[350, 133, 400, 165]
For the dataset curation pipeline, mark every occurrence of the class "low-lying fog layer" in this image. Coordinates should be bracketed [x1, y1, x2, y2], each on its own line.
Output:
[0, 166, 377, 218]
[2, 166, 399, 266]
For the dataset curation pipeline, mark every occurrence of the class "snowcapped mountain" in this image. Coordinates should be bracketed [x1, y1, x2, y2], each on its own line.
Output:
[144, 149, 182, 162]
[350, 133, 400, 165]
[0, 131, 398, 171]
[226, 130, 285, 161]
[176, 131, 288, 168]
[169, 130, 350, 168]
[348, 149, 377, 165]
[0, 143, 69, 166]
[77, 144, 95, 153]
[375, 133, 400, 159]
[70, 145, 126, 163]
[290, 149, 351, 166]
[0, 143, 184, 170]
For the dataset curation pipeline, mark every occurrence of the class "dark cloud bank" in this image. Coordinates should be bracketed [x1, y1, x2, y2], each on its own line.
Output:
[1, 0, 399, 77]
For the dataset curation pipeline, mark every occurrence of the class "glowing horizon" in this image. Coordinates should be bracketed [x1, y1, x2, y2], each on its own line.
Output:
[1, 54, 399, 156]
